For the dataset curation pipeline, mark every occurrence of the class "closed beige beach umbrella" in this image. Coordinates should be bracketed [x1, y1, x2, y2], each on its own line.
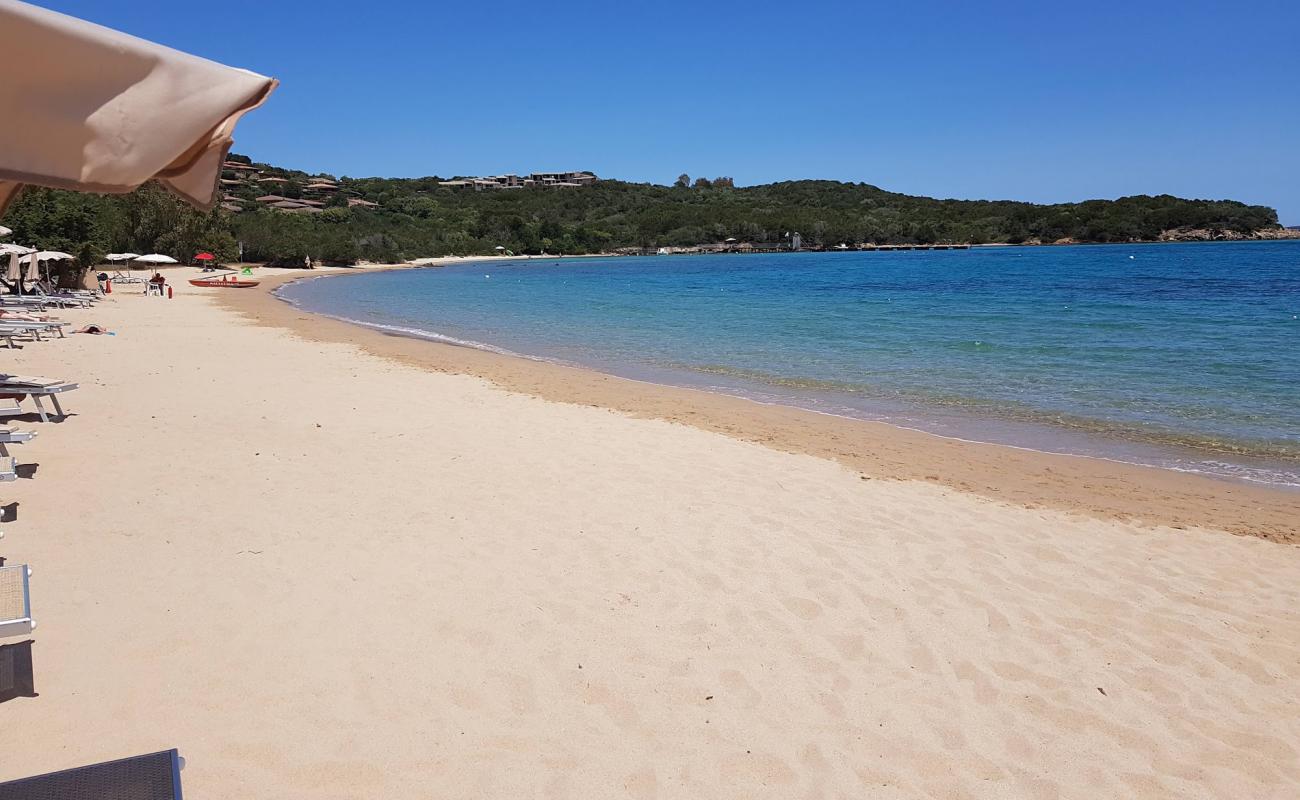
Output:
[0, 0, 278, 216]
[5, 252, 20, 282]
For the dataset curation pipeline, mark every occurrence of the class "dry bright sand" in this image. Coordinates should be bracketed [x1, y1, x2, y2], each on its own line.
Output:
[2, 267, 1299, 799]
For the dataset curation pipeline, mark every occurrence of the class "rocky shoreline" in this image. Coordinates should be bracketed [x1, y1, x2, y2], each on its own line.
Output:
[1157, 226, 1300, 242]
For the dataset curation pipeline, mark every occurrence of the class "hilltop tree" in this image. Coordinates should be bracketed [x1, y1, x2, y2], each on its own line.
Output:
[693, 177, 713, 189]
[674, 173, 690, 188]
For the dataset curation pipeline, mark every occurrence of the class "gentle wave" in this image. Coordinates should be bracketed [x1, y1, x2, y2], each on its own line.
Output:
[275, 283, 573, 363]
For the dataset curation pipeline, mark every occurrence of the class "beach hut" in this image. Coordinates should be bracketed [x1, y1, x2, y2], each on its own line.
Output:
[0, 2, 277, 216]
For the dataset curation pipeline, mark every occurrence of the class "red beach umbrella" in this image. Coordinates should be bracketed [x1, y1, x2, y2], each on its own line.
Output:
[194, 253, 215, 261]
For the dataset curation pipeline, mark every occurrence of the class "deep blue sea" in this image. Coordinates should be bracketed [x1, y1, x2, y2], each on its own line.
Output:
[279, 242, 1300, 487]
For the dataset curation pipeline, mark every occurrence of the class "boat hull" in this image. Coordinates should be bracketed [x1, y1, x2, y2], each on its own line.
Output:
[188, 279, 260, 288]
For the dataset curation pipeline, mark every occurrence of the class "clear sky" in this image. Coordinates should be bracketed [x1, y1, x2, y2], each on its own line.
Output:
[32, 0, 1300, 223]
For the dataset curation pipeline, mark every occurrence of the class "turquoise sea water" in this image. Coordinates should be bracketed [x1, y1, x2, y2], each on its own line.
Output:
[279, 242, 1300, 487]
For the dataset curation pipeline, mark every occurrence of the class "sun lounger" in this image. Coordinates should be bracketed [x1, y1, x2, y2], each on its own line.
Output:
[0, 749, 183, 800]
[3, 320, 68, 338]
[0, 426, 33, 467]
[0, 375, 78, 422]
[0, 564, 33, 639]
[0, 427, 36, 445]
[0, 322, 51, 344]
[0, 299, 50, 314]
[34, 286, 96, 306]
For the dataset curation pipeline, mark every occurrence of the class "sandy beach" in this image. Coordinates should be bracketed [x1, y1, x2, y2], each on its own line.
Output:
[2, 267, 1298, 798]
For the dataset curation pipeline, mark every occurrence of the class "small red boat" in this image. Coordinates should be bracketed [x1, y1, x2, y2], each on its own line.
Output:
[188, 275, 260, 288]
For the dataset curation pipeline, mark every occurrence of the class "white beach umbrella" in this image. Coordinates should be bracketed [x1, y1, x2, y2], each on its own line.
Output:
[17, 250, 74, 287]
[133, 254, 179, 265]
[0, 1, 277, 217]
[18, 251, 74, 265]
[105, 253, 142, 262]
[0, 243, 36, 256]
[0, 225, 12, 237]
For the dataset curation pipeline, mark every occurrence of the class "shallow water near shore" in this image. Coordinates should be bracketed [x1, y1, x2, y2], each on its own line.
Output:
[279, 242, 1300, 487]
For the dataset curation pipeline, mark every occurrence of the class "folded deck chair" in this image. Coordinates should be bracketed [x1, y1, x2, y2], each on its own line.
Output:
[0, 564, 33, 639]
[0, 749, 183, 800]
[0, 375, 78, 422]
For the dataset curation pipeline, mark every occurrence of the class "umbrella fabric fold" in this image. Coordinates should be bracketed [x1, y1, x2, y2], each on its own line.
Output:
[0, 0, 277, 216]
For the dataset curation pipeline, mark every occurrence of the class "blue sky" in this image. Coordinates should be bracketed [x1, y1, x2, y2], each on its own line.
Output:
[33, 0, 1300, 222]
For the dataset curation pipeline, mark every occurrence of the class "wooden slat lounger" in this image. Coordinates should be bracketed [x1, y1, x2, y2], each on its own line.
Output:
[0, 564, 33, 639]
[0, 749, 184, 800]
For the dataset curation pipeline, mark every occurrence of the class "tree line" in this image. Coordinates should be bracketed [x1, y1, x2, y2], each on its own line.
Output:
[1, 158, 1283, 285]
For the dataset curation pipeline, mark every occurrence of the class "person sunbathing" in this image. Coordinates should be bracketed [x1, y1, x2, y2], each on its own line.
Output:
[0, 310, 54, 322]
